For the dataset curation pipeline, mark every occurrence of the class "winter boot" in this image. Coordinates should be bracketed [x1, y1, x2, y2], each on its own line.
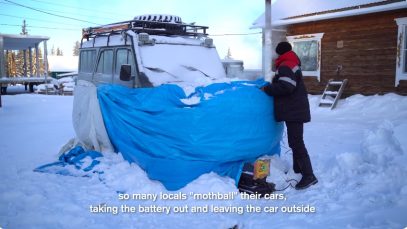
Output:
[295, 154, 317, 190]
[295, 174, 318, 190]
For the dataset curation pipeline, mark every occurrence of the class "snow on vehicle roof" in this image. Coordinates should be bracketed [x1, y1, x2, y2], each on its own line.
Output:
[81, 35, 130, 48]
[79, 16, 227, 91]
[81, 31, 227, 91]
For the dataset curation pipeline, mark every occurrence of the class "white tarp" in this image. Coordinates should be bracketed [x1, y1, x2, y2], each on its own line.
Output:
[71, 80, 114, 152]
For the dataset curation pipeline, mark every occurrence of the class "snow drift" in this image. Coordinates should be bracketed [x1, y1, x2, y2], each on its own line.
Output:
[1, 90, 407, 228]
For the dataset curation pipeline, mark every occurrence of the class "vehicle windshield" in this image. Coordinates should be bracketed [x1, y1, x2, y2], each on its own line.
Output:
[138, 39, 226, 86]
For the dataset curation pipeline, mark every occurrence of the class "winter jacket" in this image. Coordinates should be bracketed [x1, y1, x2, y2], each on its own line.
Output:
[263, 51, 311, 123]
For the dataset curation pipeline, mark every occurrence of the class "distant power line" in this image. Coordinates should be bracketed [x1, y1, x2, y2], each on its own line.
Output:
[0, 1, 262, 38]
[0, 23, 78, 31]
[21, 1, 118, 21]
[0, 13, 84, 27]
[0, 0, 123, 22]
[4, 0, 101, 25]
[27, 0, 114, 15]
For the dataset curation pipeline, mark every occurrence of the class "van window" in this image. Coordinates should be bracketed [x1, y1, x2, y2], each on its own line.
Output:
[79, 50, 96, 73]
[96, 49, 114, 75]
[115, 49, 134, 75]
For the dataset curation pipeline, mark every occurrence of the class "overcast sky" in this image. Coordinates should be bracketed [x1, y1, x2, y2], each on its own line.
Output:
[0, 0, 273, 69]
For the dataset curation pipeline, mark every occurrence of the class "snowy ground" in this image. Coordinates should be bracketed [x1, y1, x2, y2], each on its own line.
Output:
[0, 90, 406, 229]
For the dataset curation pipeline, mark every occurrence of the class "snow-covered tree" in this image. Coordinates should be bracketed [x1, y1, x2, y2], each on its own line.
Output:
[73, 41, 80, 56]
[225, 48, 233, 59]
[56, 47, 63, 56]
[50, 45, 55, 56]
[20, 20, 28, 35]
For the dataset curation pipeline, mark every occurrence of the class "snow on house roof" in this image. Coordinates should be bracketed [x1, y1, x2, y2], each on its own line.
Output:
[251, 0, 407, 28]
[0, 33, 49, 50]
[47, 55, 78, 72]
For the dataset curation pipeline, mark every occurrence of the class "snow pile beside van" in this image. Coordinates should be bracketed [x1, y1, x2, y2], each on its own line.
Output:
[0, 92, 406, 228]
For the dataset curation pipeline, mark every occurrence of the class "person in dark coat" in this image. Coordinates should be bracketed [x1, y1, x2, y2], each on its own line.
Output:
[261, 41, 317, 190]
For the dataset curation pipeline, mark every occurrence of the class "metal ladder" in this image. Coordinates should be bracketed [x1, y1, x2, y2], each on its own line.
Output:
[318, 79, 348, 109]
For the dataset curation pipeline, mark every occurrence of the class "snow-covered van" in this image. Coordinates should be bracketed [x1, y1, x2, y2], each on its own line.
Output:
[63, 15, 282, 192]
[78, 14, 226, 88]
[72, 15, 227, 153]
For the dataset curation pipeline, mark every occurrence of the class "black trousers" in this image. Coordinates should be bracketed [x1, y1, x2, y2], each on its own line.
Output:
[286, 122, 314, 176]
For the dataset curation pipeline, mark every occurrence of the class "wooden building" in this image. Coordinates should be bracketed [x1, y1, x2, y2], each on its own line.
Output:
[252, 0, 407, 95]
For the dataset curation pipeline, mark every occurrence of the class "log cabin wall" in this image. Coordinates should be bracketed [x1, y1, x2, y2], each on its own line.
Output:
[286, 9, 407, 96]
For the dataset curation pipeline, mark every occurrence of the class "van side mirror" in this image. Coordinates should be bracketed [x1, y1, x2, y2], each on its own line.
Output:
[120, 64, 131, 81]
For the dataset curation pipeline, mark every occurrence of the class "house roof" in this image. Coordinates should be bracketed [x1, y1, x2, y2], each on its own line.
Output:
[251, 0, 407, 28]
[0, 33, 49, 50]
[48, 55, 78, 72]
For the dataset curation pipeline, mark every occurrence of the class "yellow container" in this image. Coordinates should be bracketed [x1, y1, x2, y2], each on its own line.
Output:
[253, 159, 270, 180]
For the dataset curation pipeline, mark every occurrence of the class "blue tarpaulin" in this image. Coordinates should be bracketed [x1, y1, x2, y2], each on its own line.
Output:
[97, 81, 284, 190]
[35, 146, 103, 176]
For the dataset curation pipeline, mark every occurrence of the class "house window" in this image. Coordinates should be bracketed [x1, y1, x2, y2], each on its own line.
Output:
[287, 33, 324, 81]
[395, 17, 407, 87]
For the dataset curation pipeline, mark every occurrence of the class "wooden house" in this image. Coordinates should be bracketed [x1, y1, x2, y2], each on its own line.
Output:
[252, 0, 407, 95]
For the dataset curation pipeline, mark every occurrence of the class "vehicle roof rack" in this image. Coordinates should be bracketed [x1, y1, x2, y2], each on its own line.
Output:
[82, 19, 209, 41]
